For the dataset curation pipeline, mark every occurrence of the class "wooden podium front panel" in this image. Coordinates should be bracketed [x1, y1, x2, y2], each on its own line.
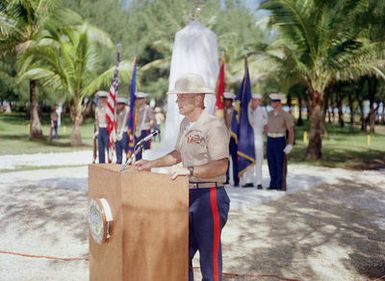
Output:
[121, 168, 189, 281]
[89, 164, 123, 281]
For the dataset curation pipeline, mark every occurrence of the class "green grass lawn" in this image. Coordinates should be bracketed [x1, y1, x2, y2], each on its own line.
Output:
[0, 112, 94, 155]
[1, 112, 384, 170]
[290, 122, 385, 169]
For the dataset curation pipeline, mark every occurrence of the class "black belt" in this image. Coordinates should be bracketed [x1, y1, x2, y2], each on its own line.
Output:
[189, 182, 222, 189]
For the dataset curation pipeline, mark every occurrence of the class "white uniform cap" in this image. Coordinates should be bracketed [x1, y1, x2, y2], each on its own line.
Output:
[224, 91, 236, 100]
[269, 93, 286, 101]
[117, 97, 128, 104]
[252, 93, 262, 99]
[168, 73, 214, 95]
[96, 90, 108, 98]
[135, 92, 149, 98]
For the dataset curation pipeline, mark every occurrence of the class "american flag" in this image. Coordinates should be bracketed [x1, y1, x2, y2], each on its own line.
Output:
[106, 44, 121, 163]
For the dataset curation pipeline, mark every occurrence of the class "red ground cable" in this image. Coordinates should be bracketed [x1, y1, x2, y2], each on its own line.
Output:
[0, 250, 88, 261]
[0, 250, 301, 280]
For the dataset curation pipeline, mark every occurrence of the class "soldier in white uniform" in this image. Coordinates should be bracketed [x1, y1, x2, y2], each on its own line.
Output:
[134, 92, 155, 160]
[134, 73, 230, 281]
[115, 97, 129, 164]
[241, 93, 267, 188]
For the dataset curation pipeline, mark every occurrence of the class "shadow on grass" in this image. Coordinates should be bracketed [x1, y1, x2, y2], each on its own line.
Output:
[0, 134, 92, 148]
[224, 180, 385, 280]
[289, 145, 385, 170]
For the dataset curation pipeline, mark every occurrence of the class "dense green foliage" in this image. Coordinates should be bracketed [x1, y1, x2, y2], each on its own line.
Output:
[1, 0, 385, 156]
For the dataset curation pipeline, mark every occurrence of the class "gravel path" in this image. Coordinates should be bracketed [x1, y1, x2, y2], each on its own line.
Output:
[0, 151, 384, 281]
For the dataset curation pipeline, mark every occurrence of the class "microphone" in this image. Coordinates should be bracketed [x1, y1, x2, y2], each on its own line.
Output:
[120, 129, 160, 172]
[135, 129, 160, 147]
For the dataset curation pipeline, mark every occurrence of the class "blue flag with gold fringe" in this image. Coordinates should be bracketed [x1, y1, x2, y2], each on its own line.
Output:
[230, 58, 255, 176]
[127, 59, 137, 156]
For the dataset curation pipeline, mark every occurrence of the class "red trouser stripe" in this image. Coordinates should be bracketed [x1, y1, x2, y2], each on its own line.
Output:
[209, 187, 220, 281]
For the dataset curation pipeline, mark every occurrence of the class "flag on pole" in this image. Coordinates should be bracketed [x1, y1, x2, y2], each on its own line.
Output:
[230, 57, 255, 176]
[127, 58, 137, 157]
[215, 56, 225, 119]
[106, 44, 121, 163]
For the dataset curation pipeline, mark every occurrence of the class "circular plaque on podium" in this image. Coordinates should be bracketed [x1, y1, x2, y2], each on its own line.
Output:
[88, 198, 113, 245]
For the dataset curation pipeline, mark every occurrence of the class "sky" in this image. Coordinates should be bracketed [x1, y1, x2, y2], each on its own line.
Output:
[122, 0, 264, 12]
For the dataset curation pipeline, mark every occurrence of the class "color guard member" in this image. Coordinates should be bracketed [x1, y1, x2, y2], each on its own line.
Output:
[115, 97, 129, 164]
[266, 93, 294, 191]
[95, 91, 109, 163]
[134, 92, 155, 160]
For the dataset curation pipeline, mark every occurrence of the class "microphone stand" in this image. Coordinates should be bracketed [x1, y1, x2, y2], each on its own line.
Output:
[120, 129, 159, 172]
[120, 141, 144, 172]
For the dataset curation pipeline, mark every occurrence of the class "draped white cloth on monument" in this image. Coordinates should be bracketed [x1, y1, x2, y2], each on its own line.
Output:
[143, 20, 219, 163]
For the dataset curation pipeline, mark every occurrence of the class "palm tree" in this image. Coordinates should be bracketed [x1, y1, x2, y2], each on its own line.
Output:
[2, 0, 61, 139]
[18, 11, 136, 146]
[260, 0, 385, 160]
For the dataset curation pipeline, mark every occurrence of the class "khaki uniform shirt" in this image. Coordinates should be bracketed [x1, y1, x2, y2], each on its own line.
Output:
[224, 107, 234, 129]
[267, 109, 294, 134]
[50, 111, 58, 121]
[135, 105, 155, 137]
[175, 111, 230, 183]
[116, 107, 129, 141]
[95, 105, 107, 128]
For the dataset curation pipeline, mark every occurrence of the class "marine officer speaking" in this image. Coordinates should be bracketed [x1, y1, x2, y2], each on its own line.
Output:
[134, 73, 230, 281]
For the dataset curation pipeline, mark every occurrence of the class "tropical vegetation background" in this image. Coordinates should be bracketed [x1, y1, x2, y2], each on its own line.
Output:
[1, 0, 385, 164]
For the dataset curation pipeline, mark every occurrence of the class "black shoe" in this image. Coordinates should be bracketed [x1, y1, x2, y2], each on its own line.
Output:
[242, 183, 254, 188]
[257, 184, 263, 189]
[266, 187, 277, 190]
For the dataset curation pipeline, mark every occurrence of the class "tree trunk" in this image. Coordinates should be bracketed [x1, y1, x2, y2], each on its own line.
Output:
[287, 94, 292, 114]
[368, 78, 377, 134]
[337, 92, 344, 128]
[29, 80, 43, 139]
[382, 102, 385, 125]
[323, 92, 329, 123]
[348, 94, 355, 128]
[70, 98, 83, 146]
[297, 97, 303, 126]
[305, 89, 324, 160]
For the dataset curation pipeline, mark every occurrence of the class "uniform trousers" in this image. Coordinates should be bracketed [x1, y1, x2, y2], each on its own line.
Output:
[97, 127, 109, 163]
[241, 135, 264, 186]
[266, 136, 286, 189]
[115, 132, 128, 164]
[189, 187, 230, 281]
[134, 129, 151, 160]
[49, 120, 58, 141]
[226, 137, 239, 186]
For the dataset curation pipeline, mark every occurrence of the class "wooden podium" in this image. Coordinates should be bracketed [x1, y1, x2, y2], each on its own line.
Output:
[88, 164, 189, 281]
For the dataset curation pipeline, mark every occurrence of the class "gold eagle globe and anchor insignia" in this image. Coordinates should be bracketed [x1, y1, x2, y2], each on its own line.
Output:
[88, 198, 113, 245]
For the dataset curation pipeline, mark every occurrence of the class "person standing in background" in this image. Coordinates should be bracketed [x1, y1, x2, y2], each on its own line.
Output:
[95, 91, 109, 163]
[115, 97, 129, 164]
[154, 107, 165, 142]
[266, 93, 294, 191]
[49, 105, 59, 141]
[242, 93, 267, 189]
[134, 92, 156, 160]
[223, 91, 239, 186]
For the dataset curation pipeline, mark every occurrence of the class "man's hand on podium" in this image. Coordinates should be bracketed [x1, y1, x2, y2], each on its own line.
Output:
[133, 159, 152, 171]
[169, 166, 189, 180]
